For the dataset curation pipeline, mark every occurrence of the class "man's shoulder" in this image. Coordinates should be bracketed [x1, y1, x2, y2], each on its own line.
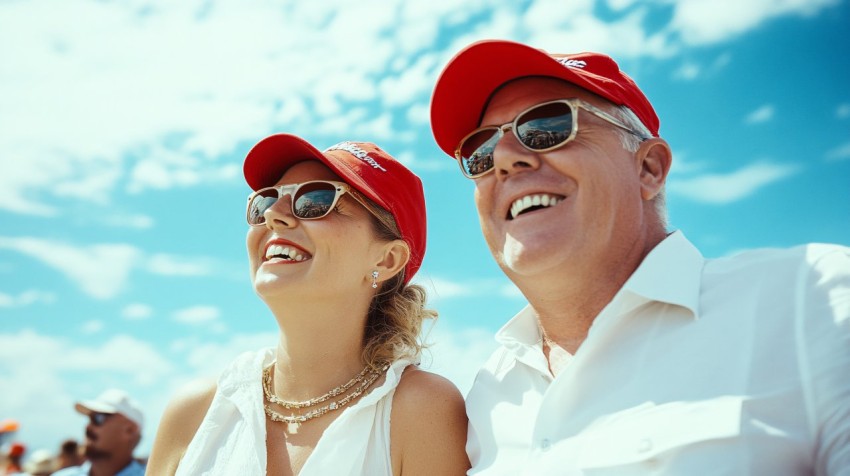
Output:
[705, 242, 849, 275]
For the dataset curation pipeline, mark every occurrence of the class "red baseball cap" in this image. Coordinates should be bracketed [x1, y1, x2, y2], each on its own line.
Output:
[430, 39, 659, 157]
[243, 134, 426, 283]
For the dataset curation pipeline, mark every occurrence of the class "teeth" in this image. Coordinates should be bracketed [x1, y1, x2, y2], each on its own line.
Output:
[510, 194, 563, 219]
[264, 244, 310, 261]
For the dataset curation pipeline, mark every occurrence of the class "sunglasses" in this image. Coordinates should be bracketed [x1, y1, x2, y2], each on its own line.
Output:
[455, 98, 650, 178]
[89, 412, 113, 426]
[247, 180, 373, 226]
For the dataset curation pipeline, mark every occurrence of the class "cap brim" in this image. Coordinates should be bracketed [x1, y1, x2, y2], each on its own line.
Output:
[74, 401, 117, 416]
[430, 40, 601, 157]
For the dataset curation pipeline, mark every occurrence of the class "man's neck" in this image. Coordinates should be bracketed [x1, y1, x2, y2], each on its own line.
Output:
[519, 229, 667, 354]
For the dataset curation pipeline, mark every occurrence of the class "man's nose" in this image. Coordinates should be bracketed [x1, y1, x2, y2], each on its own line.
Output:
[492, 127, 541, 179]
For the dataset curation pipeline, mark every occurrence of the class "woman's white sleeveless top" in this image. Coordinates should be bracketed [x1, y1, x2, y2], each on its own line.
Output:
[175, 348, 410, 475]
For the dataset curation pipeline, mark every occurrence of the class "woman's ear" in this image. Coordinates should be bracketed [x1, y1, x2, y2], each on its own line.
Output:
[636, 137, 672, 201]
[371, 239, 410, 285]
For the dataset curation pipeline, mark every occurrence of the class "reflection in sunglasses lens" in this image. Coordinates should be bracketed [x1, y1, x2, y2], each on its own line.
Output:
[248, 192, 277, 225]
[461, 129, 500, 177]
[517, 103, 573, 150]
[294, 188, 337, 219]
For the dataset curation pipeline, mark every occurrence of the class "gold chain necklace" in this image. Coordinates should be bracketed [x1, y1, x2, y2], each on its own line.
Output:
[262, 364, 388, 424]
[262, 363, 371, 409]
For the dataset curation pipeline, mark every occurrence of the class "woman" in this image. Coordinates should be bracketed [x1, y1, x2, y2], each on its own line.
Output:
[147, 134, 469, 475]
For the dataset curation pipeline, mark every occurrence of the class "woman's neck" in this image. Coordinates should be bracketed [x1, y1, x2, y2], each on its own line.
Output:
[264, 294, 372, 402]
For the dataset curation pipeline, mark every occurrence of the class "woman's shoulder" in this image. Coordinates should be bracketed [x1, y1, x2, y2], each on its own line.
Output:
[390, 367, 470, 475]
[146, 378, 218, 476]
[393, 366, 464, 410]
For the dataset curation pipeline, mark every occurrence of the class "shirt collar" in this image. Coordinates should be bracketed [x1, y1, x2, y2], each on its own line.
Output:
[495, 230, 704, 351]
[619, 230, 703, 319]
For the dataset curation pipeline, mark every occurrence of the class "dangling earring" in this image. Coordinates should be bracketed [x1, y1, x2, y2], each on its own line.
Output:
[371, 270, 379, 289]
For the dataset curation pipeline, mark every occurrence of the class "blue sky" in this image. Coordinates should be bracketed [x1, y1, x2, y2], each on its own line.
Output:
[1, 0, 848, 459]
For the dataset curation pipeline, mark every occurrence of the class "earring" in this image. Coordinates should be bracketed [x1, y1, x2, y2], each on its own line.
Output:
[371, 270, 379, 289]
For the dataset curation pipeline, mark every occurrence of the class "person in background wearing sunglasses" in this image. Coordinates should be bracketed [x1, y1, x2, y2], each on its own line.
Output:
[430, 39, 850, 475]
[146, 134, 469, 475]
[53, 389, 145, 476]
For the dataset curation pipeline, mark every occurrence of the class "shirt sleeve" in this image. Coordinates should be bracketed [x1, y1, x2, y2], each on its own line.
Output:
[798, 246, 850, 476]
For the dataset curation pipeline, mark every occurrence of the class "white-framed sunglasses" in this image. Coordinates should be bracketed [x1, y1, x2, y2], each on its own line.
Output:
[455, 98, 650, 178]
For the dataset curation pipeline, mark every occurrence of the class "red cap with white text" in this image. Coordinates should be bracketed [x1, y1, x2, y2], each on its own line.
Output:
[243, 134, 426, 283]
[430, 39, 660, 157]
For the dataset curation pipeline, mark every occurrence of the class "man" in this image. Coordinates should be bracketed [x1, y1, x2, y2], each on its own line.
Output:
[430, 39, 850, 474]
[54, 389, 145, 476]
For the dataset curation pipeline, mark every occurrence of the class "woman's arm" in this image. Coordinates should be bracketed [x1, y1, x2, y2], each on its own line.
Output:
[391, 368, 470, 476]
[146, 378, 217, 476]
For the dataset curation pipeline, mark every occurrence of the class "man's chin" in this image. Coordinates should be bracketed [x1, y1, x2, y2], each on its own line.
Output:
[84, 446, 110, 460]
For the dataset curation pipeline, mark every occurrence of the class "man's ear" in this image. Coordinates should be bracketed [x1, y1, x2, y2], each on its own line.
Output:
[636, 137, 672, 201]
[371, 239, 410, 286]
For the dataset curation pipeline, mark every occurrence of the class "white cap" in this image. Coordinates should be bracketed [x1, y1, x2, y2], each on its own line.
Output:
[75, 389, 144, 431]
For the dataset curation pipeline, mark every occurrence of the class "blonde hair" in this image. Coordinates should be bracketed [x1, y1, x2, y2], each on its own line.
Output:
[357, 196, 436, 369]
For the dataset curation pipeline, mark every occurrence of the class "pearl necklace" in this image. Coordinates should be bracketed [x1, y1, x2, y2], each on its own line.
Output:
[262, 363, 388, 424]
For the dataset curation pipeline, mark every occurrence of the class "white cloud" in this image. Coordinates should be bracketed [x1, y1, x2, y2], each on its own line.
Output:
[825, 142, 850, 162]
[673, 62, 700, 80]
[173, 305, 221, 325]
[669, 0, 840, 45]
[100, 213, 155, 230]
[0, 236, 221, 299]
[122, 303, 153, 320]
[668, 161, 800, 204]
[0, 0, 838, 219]
[145, 254, 215, 277]
[744, 105, 775, 124]
[836, 103, 850, 119]
[0, 289, 55, 308]
[0, 237, 141, 299]
[81, 320, 105, 334]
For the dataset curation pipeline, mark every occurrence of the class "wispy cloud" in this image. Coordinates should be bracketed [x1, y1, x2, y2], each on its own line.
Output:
[0, 289, 55, 308]
[669, 0, 841, 45]
[145, 254, 216, 277]
[0, 236, 220, 299]
[668, 161, 800, 204]
[0, 237, 141, 299]
[825, 142, 850, 162]
[744, 105, 775, 124]
[836, 103, 850, 119]
[81, 320, 104, 334]
[673, 62, 701, 81]
[2, 0, 837, 218]
[173, 305, 221, 325]
[122, 303, 153, 320]
[419, 276, 525, 302]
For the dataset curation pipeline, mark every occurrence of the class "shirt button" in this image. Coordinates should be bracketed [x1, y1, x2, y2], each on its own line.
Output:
[637, 438, 653, 453]
[541, 438, 551, 451]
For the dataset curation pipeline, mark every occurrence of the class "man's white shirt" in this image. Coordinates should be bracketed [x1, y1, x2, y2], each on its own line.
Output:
[466, 231, 850, 475]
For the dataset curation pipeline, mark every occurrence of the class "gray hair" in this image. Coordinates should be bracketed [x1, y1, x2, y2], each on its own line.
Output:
[608, 105, 668, 230]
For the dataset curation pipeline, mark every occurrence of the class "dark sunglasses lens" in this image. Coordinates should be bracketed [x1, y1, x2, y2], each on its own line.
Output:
[293, 182, 339, 219]
[516, 102, 574, 150]
[90, 413, 110, 426]
[459, 128, 500, 177]
[247, 189, 279, 225]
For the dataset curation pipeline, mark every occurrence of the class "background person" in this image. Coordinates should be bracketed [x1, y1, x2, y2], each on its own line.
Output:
[430, 39, 850, 475]
[147, 134, 469, 475]
[56, 439, 83, 471]
[53, 389, 145, 476]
